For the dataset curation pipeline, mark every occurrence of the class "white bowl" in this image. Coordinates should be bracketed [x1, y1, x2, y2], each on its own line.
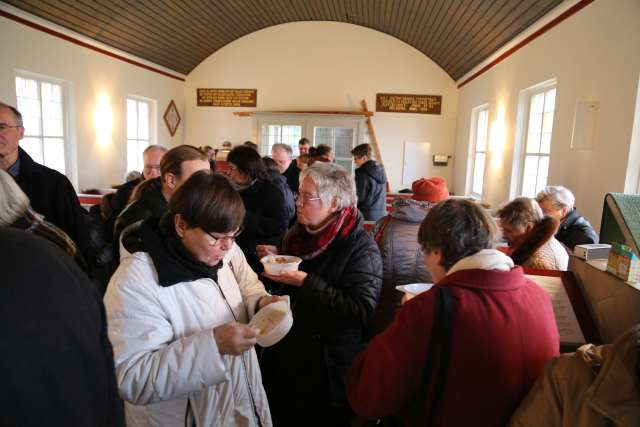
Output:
[249, 298, 293, 347]
[260, 255, 302, 275]
[395, 283, 434, 296]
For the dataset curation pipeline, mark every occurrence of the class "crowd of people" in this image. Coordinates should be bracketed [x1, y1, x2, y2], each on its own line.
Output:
[3, 99, 633, 427]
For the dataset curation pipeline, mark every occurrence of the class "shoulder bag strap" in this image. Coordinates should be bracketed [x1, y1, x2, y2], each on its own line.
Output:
[410, 286, 456, 427]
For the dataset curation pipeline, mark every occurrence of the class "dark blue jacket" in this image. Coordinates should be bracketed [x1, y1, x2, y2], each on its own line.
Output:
[355, 160, 387, 221]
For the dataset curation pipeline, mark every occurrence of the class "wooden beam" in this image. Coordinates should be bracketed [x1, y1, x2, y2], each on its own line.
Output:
[361, 100, 390, 192]
[232, 110, 373, 117]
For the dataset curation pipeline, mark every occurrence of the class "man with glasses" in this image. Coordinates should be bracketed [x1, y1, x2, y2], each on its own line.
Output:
[0, 102, 88, 252]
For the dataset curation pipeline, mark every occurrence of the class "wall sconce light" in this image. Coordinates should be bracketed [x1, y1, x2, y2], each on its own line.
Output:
[93, 93, 113, 145]
[489, 119, 506, 169]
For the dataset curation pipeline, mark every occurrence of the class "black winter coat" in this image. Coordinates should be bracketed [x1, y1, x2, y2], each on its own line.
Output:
[355, 160, 387, 221]
[282, 161, 300, 194]
[261, 214, 383, 427]
[13, 147, 89, 252]
[236, 178, 289, 272]
[556, 208, 598, 250]
[0, 228, 124, 427]
[268, 169, 296, 223]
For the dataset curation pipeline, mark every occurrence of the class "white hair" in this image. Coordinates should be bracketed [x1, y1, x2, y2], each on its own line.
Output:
[536, 186, 575, 211]
[0, 169, 30, 225]
[300, 162, 357, 210]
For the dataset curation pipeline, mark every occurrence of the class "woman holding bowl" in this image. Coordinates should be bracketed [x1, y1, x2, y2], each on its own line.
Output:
[257, 162, 383, 426]
[105, 171, 282, 427]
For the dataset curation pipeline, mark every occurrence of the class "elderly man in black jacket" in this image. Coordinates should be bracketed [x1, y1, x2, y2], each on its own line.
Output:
[0, 103, 88, 251]
[0, 228, 124, 427]
[536, 185, 598, 250]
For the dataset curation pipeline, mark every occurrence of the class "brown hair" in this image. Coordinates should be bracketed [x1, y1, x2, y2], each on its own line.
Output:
[418, 199, 497, 270]
[160, 145, 208, 178]
[351, 143, 371, 159]
[497, 197, 543, 229]
[164, 170, 245, 233]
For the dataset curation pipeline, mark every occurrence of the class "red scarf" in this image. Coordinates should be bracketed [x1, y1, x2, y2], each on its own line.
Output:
[282, 207, 358, 260]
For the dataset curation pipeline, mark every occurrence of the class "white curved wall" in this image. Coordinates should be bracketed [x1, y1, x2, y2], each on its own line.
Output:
[185, 21, 458, 190]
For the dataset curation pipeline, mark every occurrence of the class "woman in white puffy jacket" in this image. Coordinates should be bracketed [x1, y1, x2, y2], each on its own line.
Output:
[104, 171, 282, 427]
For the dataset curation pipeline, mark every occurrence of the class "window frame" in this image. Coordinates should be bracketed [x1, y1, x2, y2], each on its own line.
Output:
[512, 79, 558, 198]
[255, 114, 365, 172]
[125, 95, 156, 174]
[14, 71, 72, 181]
[467, 104, 489, 198]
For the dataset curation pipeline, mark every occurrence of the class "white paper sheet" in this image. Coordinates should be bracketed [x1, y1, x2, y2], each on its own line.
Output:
[526, 274, 585, 344]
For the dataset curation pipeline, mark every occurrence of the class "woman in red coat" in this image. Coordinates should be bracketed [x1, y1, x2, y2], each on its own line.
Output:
[346, 199, 559, 427]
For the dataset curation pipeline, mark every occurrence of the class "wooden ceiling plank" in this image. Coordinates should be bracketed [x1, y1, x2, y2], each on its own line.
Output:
[431, 0, 482, 60]
[300, 0, 320, 21]
[440, 0, 505, 72]
[390, 0, 410, 41]
[19, 0, 190, 70]
[408, 0, 436, 50]
[397, 0, 420, 44]
[222, 0, 257, 34]
[190, 0, 240, 46]
[246, 0, 277, 27]
[427, 0, 469, 65]
[452, 0, 562, 79]
[121, 0, 216, 62]
[177, 1, 229, 47]
[86, 0, 206, 65]
[447, 0, 539, 77]
[205, 0, 247, 39]
[393, 0, 411, 41]
[416, 0, 447, 55]
[424, 0, 462, 55]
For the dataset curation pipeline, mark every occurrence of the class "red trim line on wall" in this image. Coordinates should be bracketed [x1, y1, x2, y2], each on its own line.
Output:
[0, 9, 186, 82]
[457, 0, 594, 89]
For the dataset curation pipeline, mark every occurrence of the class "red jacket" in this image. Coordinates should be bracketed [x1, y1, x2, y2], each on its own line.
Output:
[346, 266, 559, 427]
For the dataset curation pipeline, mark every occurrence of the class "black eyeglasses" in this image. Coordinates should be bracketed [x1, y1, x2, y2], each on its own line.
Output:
[205, 226, 244, 247]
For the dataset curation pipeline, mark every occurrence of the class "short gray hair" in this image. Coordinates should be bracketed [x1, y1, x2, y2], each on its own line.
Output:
[143, 144, 167, 155]
[271, 143, 292, 157]
[536, 186, 575, 211]
[0, 102, 23, 127]
[0, 169, 30, 225]
[300, 162, 357, 210]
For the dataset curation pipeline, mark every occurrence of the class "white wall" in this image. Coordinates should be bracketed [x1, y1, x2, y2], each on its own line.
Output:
[0, 13, 185, 190]
[185, 21, 458, 191]
[453, 0, 640, 229]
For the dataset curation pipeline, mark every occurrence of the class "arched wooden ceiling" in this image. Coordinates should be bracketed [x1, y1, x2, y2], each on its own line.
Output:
[6, 0, 563, 80]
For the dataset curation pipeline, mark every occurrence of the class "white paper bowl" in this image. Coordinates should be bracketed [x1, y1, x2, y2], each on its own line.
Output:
[260, 255, 302, 275]
[249, 298, 293, 347]
[395, 283, 434, 297]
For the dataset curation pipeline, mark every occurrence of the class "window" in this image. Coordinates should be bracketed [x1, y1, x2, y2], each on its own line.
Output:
[15, 75, 67, 174]
[520, 85, 556, 197]
[314, 127, 355, 173]
[126, 98, 152, 173]
[468, 106, 489, 196]
[260, 124, 302, 156]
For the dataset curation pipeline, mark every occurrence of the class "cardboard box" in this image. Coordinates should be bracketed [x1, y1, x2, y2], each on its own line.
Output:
[606, 243, 640, 283]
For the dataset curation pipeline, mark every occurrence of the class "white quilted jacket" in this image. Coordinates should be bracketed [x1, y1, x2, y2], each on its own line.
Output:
[104, 242, 272, 427]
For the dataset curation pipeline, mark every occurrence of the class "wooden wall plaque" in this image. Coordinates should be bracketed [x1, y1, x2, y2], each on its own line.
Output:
[376, 93, 442, 115]
[197, 88, 257, 107]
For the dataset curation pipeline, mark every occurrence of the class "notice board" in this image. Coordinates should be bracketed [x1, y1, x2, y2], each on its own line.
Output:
[376, 93, 442, 114]
[197, 88, 257, 107]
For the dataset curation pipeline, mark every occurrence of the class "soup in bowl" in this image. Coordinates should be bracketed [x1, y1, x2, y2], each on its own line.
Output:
[260, 255, 302, 275]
